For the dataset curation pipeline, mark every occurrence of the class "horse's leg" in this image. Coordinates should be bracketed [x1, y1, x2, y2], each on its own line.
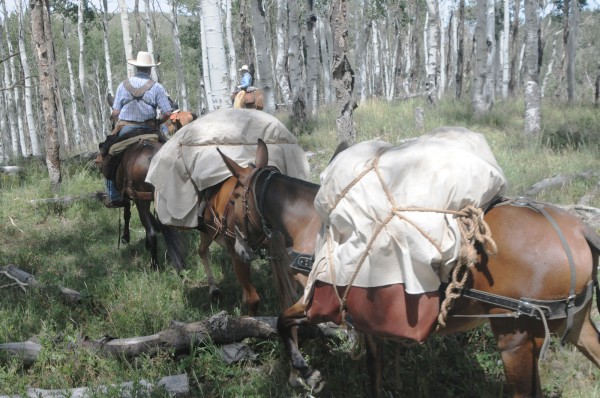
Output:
[565, 301, 600, 367]
[198, 230, 221, 301]
[135, 199, 159, 267]
[490, 319, 544, 398]
[364, 334, 383, 398]
[121, 200, 131, 244]
[277, 300, 325, 393]
[226, 242, 260, 315]
[158, 222, 185, 272]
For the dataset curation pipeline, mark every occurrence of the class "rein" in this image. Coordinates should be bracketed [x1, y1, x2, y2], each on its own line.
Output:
[239, 167, 279, 253]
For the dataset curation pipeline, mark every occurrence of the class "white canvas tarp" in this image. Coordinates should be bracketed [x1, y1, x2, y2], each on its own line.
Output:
[146, 108, 310, 228]
[307, 127, 507, 296]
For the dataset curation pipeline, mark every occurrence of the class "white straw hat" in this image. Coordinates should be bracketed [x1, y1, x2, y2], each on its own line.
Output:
[127, 51, 160, 67]
[239, 65, 249, 72]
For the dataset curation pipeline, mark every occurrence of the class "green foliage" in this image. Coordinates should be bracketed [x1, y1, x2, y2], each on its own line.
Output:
[0, 99, 599, 396]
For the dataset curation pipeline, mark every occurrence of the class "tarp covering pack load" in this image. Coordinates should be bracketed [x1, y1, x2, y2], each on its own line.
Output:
[146, 108, 310, 228]
[305, 127, 508, 302]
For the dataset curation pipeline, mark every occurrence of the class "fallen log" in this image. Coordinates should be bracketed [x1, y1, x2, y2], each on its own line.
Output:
[0, 312, 350, 364]
[0, 264, 81, 303]
[525, 171, 599, 197]
[0, 373, 189, 398]
[557, 204, 600, 229]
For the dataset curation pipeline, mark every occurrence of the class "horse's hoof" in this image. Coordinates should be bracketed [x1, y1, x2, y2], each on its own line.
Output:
[289, 369, 324, 394]
[209, 287, 221, 302]
[305, 370, 324, 393]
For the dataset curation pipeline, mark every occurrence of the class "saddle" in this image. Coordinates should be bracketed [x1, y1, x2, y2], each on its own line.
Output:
[99, 129, 159, 180]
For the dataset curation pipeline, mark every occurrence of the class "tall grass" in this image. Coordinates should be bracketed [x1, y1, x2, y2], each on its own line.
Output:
[0, 98, 599, 397]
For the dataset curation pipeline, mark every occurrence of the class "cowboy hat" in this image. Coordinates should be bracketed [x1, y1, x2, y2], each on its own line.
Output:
[127, 51, 160, 67]
[239, 65, 249, 72]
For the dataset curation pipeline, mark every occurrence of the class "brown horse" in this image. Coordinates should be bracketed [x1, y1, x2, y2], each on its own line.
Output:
[219, 139, 600, 397]
[230, 89, 264, 110]
[162, 110, 198, 136]
[113, 139, 185, 271]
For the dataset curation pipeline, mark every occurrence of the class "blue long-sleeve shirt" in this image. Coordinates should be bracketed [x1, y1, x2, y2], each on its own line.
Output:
[238, 72, 252, 90]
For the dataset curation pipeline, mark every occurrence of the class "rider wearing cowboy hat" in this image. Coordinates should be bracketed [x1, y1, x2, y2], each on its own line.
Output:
[104, 51, 172, 207]
[233, 64, 253, 108]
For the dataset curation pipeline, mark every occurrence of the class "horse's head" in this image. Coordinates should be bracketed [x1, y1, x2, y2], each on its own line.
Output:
[218, 139, 271, 256]
[107, 92, 116, 130]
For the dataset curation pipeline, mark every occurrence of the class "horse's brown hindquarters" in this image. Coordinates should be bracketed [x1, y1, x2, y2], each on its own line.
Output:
[306, 281, 439, 342]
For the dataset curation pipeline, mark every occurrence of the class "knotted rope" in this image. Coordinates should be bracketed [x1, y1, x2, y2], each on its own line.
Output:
[323, 149, 497, 329]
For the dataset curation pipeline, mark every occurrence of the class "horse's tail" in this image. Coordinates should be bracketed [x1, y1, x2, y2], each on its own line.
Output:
[266, 233, 302, 309]
[158, 220, 186, 273]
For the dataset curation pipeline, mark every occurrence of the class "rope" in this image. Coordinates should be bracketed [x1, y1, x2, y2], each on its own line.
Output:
[435, 205, 497, 329]
[322, 148, 497, 328]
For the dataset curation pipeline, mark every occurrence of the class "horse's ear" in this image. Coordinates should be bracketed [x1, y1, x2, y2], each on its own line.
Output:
[329, 140, 350, 164]
[255, 139, 268, 169]
[217, 148, 244, 178]
[106, 92, 114, 107]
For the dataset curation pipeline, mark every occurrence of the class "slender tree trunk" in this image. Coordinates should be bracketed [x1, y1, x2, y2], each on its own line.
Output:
[224, 0, 237, 93]
[524, 0, 540, 137]
[288, 0, 306, 123]
[118, 0, 135, 77]
[250, 0, 276, 113]
[142, 0, 158, 82]
[566, 0, 578, 103]
[355, 0, 370, 104]
[541, 31, 559, 98]
[17, 1, 41, 155]
[199, 0, 230, 110]
[30, 0, 62, 187]
[456, 0, 465, 99]
[78, 0, 98, 145]
[318, 11, 333, 104]
[133, 0, 142, 51]
[483, 0, 495, 106]
[472, 0, 491, 117]
[305, 0, 319, 115]
[1, 1, 27, 157]
[0, 17, 20, 158]
[331, 0, 356, 144]
[274, 0, 291, 105]
[424, 0, 439, 103]
[63, 22, 83, 148]
[167, 0, 188, 110]
[501, 0, 509, 99]
[508, 0, 521, 95]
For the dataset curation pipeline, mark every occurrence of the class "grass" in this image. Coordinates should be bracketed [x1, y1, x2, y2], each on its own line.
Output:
[0, 98, 599, 397]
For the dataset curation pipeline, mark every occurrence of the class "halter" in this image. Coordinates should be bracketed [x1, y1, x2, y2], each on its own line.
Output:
[238, 167, 279, 253]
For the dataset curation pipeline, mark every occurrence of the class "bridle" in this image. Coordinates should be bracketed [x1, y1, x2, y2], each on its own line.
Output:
[236, 166, 279, 254]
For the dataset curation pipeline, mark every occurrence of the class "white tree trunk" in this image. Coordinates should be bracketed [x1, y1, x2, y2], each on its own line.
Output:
[541, 32, 560, 98]
[524, 0, 540, 136]
[288, 0, 306, 122]
[118, 0, 135, 77]
[78, 0, 98, 144]
[501, 0, 509, 99]
[17, 1, 41, 155]
[472, 0, 489, 117]
[167, 0, 189, 110]
[0, 22, 19, 158]
[142, 0, 158, 82]
[566, 0, 579, 102]
[355, 0, 370, 104]
[274, 0, 291, 105]
[250, 0, 276, 112]
[483, 0, 495, 105]
[102, 0, 115, 95]
[304, 0, 319, 115]
[1, 1, 27, 157]
[371, 22, 382, 96]
[424, 0, 439, 102]
[63, 22, 83, 148]
[318, 6, 333, 104]
[224, 0, 237, 93]
[199, 0, 230, 110]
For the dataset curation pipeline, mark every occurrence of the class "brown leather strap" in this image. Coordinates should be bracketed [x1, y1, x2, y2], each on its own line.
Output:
[123, 78, 155, 98]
